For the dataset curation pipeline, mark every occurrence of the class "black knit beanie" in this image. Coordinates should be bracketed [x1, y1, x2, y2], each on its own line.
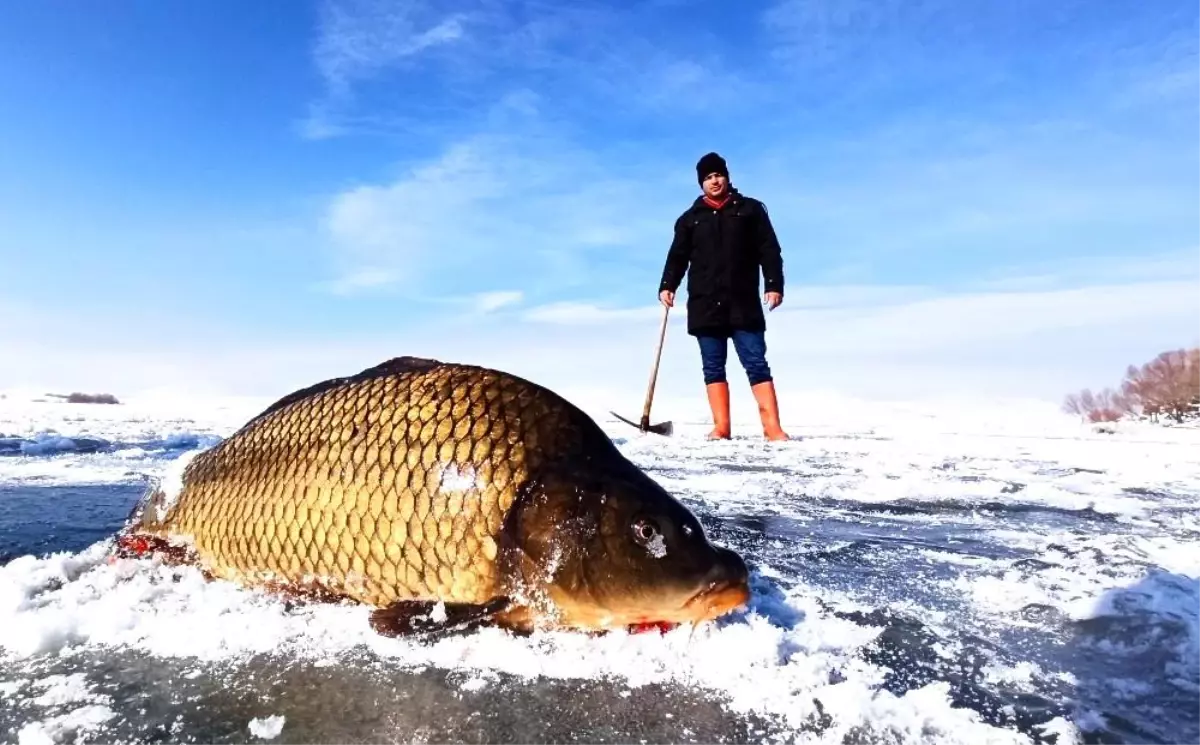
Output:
[696, 151, 729, 183]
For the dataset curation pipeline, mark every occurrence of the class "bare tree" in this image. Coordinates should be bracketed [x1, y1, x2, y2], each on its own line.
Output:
[1063, 346, 1198, 425]
[1063, 391, 1085, 416]
[1120, 348, 1200, 423]
[1120, 363, 1159, 421]
[1175, 348, 1199, 421]
[1091, 387, 1130, 422]
[1061, 386, 1130, 422]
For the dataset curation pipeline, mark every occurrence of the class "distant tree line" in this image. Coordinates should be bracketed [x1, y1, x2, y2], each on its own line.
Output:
[1063, 347, 1199, 424]
[45, 392, 122, 405]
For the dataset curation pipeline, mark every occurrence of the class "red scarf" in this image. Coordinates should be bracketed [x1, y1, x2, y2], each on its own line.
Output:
[702, 193, 730, 210]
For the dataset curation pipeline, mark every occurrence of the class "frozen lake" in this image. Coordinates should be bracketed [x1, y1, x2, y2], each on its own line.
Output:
[1, 396, 1196, 744]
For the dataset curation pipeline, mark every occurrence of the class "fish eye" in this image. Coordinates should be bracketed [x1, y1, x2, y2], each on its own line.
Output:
[631, 517, 661, 545]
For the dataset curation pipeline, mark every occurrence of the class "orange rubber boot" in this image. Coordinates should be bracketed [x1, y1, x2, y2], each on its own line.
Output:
[706, 382, 731, 439]
[751, 381, 789, 441]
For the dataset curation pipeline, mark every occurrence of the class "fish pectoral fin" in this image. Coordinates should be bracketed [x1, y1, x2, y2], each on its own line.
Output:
[368, 597, 510, 639]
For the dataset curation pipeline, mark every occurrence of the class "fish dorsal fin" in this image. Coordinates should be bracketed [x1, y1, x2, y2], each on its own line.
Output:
[251, 356, 446, 422]
[352, 356, 444, 379]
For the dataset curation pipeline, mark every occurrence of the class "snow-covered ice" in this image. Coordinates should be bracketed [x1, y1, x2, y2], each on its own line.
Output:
[0, 389, 1196, 743]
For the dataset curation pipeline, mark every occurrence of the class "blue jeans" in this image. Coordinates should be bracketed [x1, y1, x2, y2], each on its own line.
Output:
[697, 330, 773, 386]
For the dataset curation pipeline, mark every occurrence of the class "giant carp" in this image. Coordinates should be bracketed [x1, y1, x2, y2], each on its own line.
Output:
[117, 356, 750, 637]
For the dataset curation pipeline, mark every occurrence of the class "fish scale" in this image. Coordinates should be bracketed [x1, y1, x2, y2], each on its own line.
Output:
[136, 357, 584, 608]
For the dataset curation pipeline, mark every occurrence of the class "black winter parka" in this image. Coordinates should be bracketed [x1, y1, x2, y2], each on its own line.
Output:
[658, 188, 785, 337]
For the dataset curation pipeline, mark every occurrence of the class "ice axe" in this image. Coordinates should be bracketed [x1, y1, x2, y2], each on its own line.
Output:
[611, 303, 674, 436]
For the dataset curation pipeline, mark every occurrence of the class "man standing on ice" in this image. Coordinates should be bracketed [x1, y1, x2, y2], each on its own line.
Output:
[658, 151, 789, 441]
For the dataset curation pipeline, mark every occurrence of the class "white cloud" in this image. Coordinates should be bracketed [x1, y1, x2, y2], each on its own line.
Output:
[770, 279, 1198, 355]
[967, 248, 1200, 292]
[754, 0, 1043, 70]
[302, 0, 476, 139]
[315, 106, 688, 296]
[313, 0, 467, 90]
[473, 290, 523, 313]
[319, 267, 397, 295]
[762, 0, 906, 66]
[297, 102, 349, 141]
[782, 284, 936, 309]
[302, 0, 752, 138]
[521, 302, 667, 325]
[321, 139, 505, 288]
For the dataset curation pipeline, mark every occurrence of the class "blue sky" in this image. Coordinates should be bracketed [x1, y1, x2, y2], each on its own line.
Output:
[1, 0, 1197, 411]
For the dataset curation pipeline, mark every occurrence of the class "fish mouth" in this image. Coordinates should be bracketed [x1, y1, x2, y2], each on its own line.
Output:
[681, 545, 751, 621]
[682, 578, 751, 620]
[622, 580, 749, 634]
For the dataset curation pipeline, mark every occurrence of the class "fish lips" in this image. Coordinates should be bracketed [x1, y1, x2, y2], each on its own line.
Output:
[679, 547, 751, 621]
[682, 577, 751, 620]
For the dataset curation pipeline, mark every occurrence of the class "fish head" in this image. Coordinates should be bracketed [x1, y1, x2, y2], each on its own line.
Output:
[506, 463, 750, 631]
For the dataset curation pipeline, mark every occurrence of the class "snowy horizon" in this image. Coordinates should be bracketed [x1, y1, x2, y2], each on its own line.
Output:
[4, 261, 1198, 420]
[0, 362, 1115, 438]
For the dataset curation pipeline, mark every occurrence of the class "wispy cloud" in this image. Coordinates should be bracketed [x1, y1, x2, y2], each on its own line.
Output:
[762, 0, 915, 68]
[302, 0, 752, 139]
[966, 248, 1200, 293]
[321, 138, 503, 288]
[521, 301, 666, 325]
[313, 1, 466, 91]
[318, 267, 397, 296]
[772, 280, 1198, 356]
[315, 94, 687, 298]
[1101, 52, 1200, 119]
[303, 0, 473, 139]
[473, 290, 523, 313]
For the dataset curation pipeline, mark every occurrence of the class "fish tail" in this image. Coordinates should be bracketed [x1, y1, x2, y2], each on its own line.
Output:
[123, 474, 172, 533]
[110, 475, 194, 563]
[124, 446, 204, 533]
[111, 448, 208, 564]
[115, 477, 175, 547]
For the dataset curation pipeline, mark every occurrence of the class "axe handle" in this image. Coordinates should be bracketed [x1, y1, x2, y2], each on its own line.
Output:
[640, 304, 670, 428]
